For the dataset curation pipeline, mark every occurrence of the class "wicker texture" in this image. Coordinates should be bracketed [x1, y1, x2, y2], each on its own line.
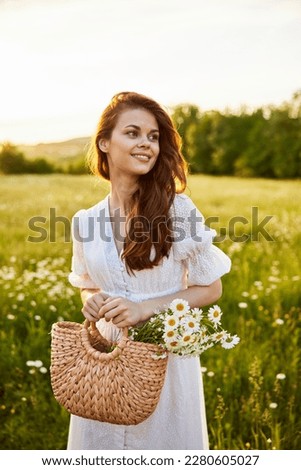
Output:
[50, 320, 168, 425]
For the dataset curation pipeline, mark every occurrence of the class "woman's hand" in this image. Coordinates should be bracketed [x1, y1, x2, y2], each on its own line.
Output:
[98, 297, 143, 328]
[81, 291, 109, 322]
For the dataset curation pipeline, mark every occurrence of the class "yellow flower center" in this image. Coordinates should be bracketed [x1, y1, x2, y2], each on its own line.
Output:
[168, 318, 176, 326]
[176, 303, 185, 311]
[183, 335, 191, 342]
[213, 310, 219, 317]
[167, 330, 175, 338]
[188, 321, 195, 328]
[170, 341, 178, 347]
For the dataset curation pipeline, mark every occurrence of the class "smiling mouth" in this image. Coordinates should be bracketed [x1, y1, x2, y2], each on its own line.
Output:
[131, 154, 151, 162]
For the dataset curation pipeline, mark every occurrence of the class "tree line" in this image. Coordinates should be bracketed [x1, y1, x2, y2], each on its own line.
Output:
[172, 90, 301, 178]
[1, 90, 301, 178]
[0, 143, 87, 175]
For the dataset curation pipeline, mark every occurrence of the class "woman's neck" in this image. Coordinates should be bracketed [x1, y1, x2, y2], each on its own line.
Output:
[109, 180, 137, 214]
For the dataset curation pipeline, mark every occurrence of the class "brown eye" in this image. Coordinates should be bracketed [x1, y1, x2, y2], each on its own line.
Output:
[127, 131, 138, 137]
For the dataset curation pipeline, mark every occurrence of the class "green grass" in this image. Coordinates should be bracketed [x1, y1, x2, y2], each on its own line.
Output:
[0, 174, 300, 450]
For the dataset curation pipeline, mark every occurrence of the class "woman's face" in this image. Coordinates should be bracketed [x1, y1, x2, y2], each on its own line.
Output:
[100, 108, 160, 179]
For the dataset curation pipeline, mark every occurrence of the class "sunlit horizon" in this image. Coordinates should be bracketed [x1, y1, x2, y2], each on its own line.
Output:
[1, 0, 301, 145]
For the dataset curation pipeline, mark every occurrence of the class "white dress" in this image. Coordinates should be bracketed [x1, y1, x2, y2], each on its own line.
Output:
[67, 193, 231, 450]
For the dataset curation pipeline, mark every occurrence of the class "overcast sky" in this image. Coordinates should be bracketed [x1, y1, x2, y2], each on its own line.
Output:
[1, 0, 301, 144]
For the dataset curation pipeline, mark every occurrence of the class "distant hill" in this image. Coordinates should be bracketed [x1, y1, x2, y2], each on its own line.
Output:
[18, 137, 91, 162]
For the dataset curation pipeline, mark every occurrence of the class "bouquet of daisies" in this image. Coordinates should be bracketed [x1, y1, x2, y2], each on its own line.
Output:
[129, 299, 240, 357]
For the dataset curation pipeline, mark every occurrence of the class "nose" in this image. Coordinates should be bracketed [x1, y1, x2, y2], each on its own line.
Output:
[137, 136, 150, 147]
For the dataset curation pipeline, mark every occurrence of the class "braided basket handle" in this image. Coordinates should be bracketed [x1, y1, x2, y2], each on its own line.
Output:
[84, 319, 128, 337]
[83, 319, 129, 359]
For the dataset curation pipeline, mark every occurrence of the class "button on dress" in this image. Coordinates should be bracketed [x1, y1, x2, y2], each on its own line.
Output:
[67, 193, 231, 450]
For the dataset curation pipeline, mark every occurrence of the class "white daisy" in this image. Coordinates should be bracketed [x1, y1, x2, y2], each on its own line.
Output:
[181, 315, 200, 333]
[181, 333, 194, 344]
[269, 402, 278, 409]
[208, 305, 223, 325]
[200, 334, 210, 344]
[166, 340, 180, 351]
[164, 315, 179, 330]
[221, 334, 240, 349]
[191, 307, 203, 320]
[212, 330, 228, 343]
[238, 302, 248, 309]
[163, 329, 176, 341]
[169, 298, 190, 317]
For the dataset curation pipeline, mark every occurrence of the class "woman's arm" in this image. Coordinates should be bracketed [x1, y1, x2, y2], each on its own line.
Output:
[140, 279, 222, 322]
[80, 288, 100, 303]
[98, 279, 222, 328]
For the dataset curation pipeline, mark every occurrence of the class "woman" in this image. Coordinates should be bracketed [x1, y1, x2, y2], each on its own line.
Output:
[67, 91, 231, 450]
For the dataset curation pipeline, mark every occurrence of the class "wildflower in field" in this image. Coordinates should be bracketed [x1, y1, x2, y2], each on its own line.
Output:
[7, 314, 15, 320]
[268, 276, 281, 283]
[39, 367, 48, 374]
[17, 293, 25, 301]
[275, 318, 284, 325]
[241, 291, 250, 297]
[201, 367, 207, 373]
[238, 302, 248, 309]
[49, 305, 57, 312]
[26, 360, 43, 368]
[276, 373, 286, 380]
[269, 402, 278, 409]
[0, 266, 16, 280]
[251, 294, 258, 300]
[207, 371, 215, 377]
[292, 275, 300, 281]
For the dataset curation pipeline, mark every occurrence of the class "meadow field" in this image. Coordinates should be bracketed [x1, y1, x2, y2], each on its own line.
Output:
[0, 174, 300, 450]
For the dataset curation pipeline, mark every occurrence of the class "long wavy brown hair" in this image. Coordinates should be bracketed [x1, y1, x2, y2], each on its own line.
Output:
[87, 91, 188, 273]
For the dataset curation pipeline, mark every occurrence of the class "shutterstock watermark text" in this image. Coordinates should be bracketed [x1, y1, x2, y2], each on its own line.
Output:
[27, 207, 274, 244]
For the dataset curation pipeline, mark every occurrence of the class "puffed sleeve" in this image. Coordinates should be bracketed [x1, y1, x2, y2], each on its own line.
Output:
[68, 210, 99, 289]
[172, 194, 231, 286]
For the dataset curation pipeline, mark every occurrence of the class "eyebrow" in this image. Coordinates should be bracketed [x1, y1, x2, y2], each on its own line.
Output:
[124, 124, 159, 133]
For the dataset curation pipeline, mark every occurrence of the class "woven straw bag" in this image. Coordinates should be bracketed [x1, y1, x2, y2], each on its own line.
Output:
[50, 319, 168, 425]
